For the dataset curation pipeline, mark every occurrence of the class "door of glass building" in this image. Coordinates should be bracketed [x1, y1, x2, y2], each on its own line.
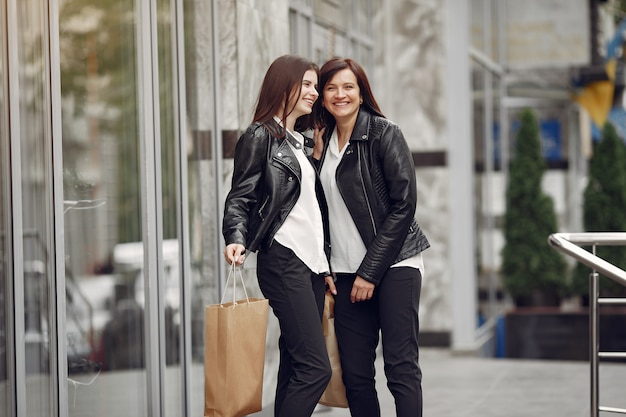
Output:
[58, 0, 222, 415]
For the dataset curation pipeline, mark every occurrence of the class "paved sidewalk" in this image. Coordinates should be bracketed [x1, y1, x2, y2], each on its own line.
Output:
[308, 348, 626, 417]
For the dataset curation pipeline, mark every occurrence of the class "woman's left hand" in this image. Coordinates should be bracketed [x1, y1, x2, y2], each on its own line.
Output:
[351, 276, 375, 303]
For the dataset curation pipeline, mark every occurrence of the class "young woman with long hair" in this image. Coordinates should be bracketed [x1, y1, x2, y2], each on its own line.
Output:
[222, 54, 333, 417]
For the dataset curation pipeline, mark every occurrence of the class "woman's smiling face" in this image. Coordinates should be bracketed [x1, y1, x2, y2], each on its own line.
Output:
[322, 68, 361, 122]
[287, 69, 319, 119]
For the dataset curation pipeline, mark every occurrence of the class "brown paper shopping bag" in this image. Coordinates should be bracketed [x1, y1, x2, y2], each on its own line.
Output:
[204, 264, 269, 417]
[319, 292, 348, 408]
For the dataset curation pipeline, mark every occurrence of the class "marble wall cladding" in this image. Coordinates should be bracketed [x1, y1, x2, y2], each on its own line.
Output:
[218, 0, 290, 130]
[235, 0, 290, 127]
[217, 0, 239, 130]
[186, 0, 214, 131]
[372, 0, 446, 151]
[416, 168, 452, 330]
[372, 1, 451, 332]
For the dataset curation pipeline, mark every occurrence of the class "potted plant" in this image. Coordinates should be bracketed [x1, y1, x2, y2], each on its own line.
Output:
[500, 109, 583, 360]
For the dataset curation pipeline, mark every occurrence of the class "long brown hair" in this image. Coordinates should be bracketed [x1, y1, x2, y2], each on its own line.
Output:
[252, 54, 319, 138]
[314, 57, 384, 129]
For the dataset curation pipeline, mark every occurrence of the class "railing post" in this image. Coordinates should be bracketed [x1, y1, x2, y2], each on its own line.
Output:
[590, 269, 599, 417]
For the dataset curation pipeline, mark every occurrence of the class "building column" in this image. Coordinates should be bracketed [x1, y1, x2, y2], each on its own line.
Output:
[445, 0, 477, 352]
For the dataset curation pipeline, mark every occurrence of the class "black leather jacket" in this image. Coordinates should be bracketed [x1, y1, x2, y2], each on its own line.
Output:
[223, 122, 331, 260]
[317, 109, 430, 285]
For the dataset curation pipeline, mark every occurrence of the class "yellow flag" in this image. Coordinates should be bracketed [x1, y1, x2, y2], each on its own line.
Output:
[573, 59, 616, 127]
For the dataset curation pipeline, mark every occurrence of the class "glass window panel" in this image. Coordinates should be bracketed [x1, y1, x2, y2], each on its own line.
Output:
[290, 0, 311, 8]
[16, 1, 54, 416]
[491, 0, 503, 64]
[355, 0, 367, 36]
[313, 0, 347, 29]
[333, 32, 350, 59]
[289, 10, 311, 56]
[470, 0, 502, 62]
[312, 23, 330, 63]
[470, 0, 485, 52]
[59, 0, 148, 415]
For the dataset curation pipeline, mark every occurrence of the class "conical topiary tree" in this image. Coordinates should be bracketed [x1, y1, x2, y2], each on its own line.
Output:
[572, 122, 626, 298]
[501, 108, 568, 306]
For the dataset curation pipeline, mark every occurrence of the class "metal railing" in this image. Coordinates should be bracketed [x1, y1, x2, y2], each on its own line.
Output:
[548, 232, 626, 417]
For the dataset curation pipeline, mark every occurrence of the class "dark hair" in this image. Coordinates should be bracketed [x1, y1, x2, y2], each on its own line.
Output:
[252, 54, 319, 137]
[314, 57, 384, 129]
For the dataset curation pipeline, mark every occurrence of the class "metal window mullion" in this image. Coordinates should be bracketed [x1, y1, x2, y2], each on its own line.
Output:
[45, 0, 68, 415]
[5, 0, 26, 415]
[211, 0, 226, 296]
[496, 0, 508, 183]
[136, 0, 165, 415]
[149, 0, 167, 406]
[171, 0, 192, 413]
[481, 0, 497, 320]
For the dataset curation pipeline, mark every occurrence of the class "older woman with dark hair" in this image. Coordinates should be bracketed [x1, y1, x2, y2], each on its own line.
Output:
[222, 54, 333, 417]
[313, 57, 430, 417]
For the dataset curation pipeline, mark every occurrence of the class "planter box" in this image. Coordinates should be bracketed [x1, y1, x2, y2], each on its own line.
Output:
[504, 308, 626, 361]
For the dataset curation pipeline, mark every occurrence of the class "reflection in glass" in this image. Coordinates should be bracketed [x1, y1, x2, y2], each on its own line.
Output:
[16, 2, 54, 416]
[59, 0, 148, 415]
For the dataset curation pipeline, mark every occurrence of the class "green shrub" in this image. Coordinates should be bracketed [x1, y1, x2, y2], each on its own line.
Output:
[501, 108, 568, 306]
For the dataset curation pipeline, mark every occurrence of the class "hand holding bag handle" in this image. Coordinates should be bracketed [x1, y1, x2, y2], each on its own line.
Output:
[220, 261, 251, 306]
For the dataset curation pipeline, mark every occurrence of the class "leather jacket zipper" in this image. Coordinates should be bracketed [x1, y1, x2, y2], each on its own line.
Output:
[257, 196, 269, 221]
[356, 145, 377, 236]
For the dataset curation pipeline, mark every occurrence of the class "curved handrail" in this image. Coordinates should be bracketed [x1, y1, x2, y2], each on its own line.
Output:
[548, 233, 626, 286]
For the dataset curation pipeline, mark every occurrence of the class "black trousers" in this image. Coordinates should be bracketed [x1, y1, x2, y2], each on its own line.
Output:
[334, 267, 423, 417]
[257, 241, 331, 417]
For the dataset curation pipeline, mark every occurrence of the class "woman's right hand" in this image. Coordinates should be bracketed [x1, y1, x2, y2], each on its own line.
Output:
[312, 126, 326, 160]
[224, 243, 246, 265]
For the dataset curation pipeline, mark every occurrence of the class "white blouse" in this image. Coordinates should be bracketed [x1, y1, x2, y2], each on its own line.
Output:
[273, 127, 330, 275]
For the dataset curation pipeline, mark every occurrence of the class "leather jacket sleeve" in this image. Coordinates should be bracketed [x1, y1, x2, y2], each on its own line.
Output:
[222, 124, 267, 248]
[356, 121, 418, 284]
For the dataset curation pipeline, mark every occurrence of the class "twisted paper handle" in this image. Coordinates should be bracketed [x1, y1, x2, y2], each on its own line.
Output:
[220, 261, 250, 305]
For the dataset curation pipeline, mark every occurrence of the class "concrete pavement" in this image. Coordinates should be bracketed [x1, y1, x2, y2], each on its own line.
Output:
[307, 347, 626, 417]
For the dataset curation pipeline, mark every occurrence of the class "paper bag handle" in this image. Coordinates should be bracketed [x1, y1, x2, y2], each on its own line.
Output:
[220, 262, 250, 305]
